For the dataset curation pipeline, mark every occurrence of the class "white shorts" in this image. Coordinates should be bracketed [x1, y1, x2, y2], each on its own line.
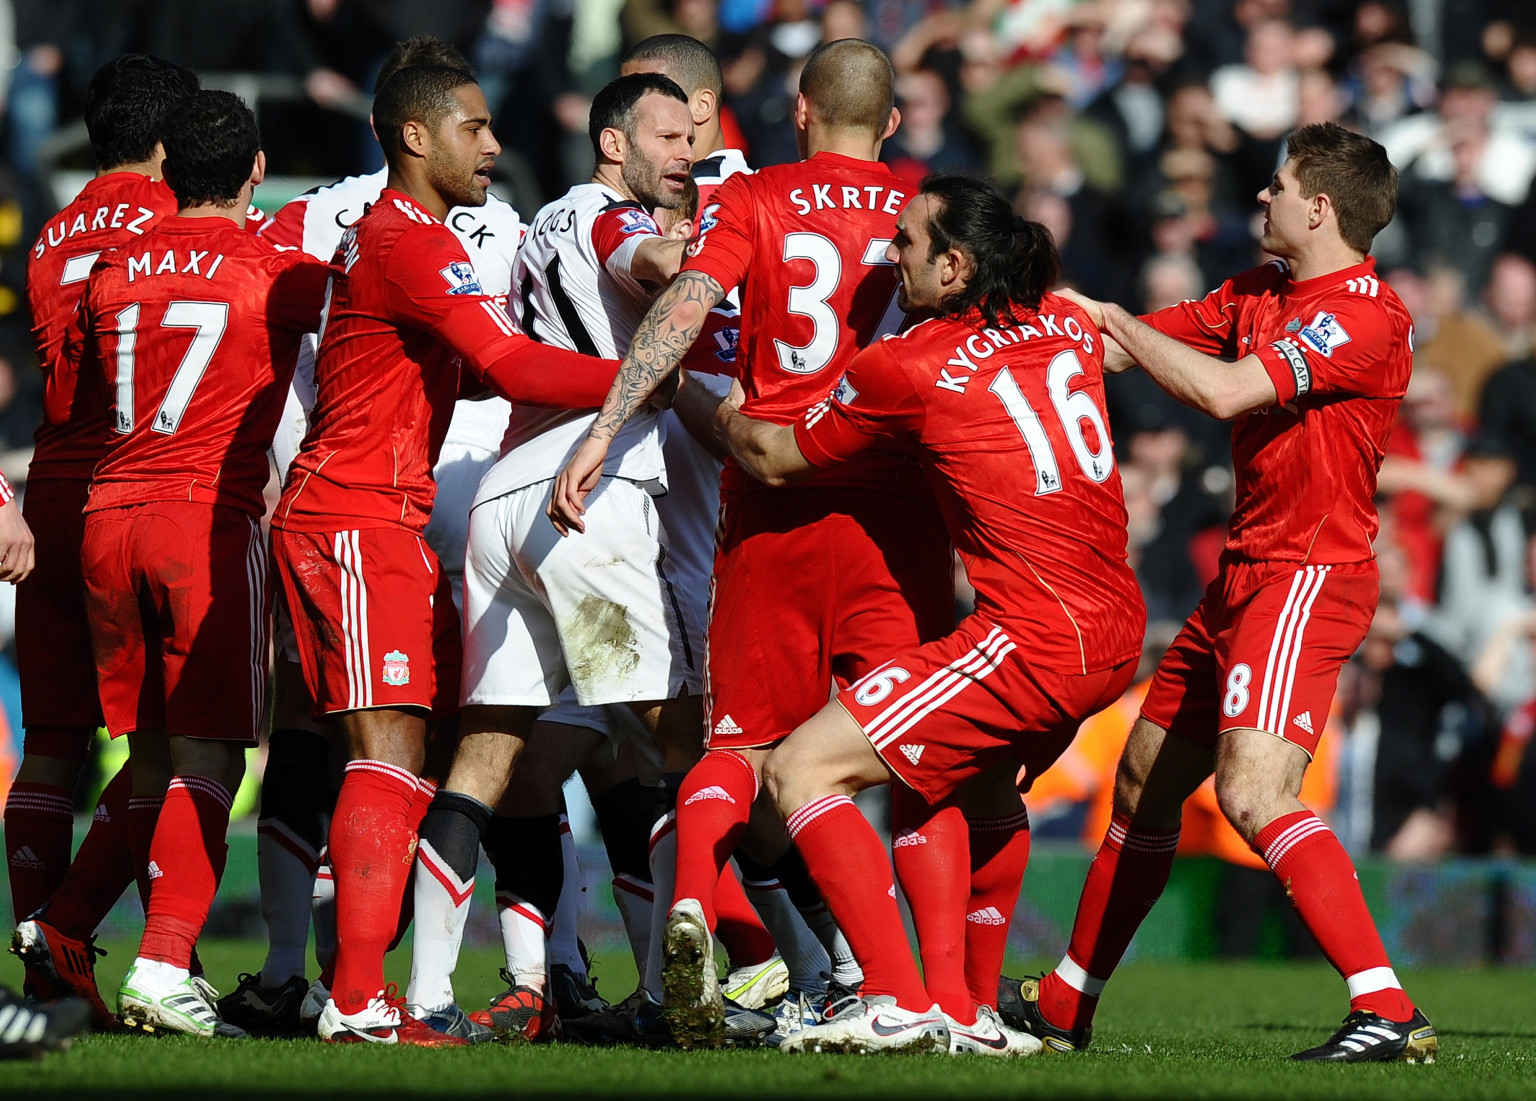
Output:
[425, 442, 498, 611]
[654, 397, 726, 666]
[540, 690, 666, 788]
[462, 476, 698, 709]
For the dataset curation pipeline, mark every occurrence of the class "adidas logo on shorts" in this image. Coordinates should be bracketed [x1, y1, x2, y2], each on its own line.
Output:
[713, 715, 743, 736]
[899, 744, 925, 765]
[1292, 711, 1315, 735]
[892, 829, 927, 848]
[147, 860, 164, 880]
[8, 846, 44, 870]
[966, 906, 1007, 926]
[684, 785, 735, 806]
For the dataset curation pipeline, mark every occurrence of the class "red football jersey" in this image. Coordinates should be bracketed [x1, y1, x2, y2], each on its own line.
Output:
[681, 151, 916, 494]
[1144, 257, 1412, 564]
[27, 172, 178, 482]
[275, 189, 616, 534]
[794, 295, 1146, 675]
[77, 218, 329, 517]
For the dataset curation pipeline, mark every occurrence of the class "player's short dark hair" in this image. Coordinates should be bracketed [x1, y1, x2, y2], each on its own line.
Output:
[799, 39, 895, 135]
[373, 64, 480, 166]
[921, 173, 1060, 328]
[622, 34, 723, 99]
[375, 35, 472, 95]
[588, 73, 689, 155]
[84, 54, 200, 171]
[1286, 122, 1398, 253]
[161, 90, 260, 208]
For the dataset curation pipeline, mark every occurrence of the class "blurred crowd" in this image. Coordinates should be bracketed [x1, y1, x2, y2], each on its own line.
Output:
[0, 0, 1531, 860]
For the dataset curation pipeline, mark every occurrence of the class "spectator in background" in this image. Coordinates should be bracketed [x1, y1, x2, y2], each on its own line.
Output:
[1395, 114, 1515, 295]
[1211, 17, 1298, 142]
[1390, 262, 1509, 420]
[880, 67, 976, 184]
[1483, 251, 1536, 363]
[1083, 23, 1184, 170]
[1343, 42, 1435, 139]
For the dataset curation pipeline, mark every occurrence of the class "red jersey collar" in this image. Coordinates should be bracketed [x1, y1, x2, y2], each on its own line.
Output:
[1282, 255, 1377, 295]
[378, 188, 442, 224]
[807, 151, 892, 175]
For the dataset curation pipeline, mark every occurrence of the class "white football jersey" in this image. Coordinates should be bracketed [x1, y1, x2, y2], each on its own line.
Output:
[474, 181, 668, 506]
[263, 168, 525, 472]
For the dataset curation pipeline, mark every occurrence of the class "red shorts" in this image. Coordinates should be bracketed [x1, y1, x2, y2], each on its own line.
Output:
[705, 487, 953, 750]
[272, 526, 461, 718]
[81, 502, 269, 742]
[15, 479, 103, 748]
[1140, 557, 1377, 757]
[839, 616, 1136, 804]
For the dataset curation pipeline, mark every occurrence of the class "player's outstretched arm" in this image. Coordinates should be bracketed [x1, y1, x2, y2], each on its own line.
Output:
[549, 269, 725, 535]
[1057, 288, 1135, 373]
[1099, 302, 1277, 420]
[0, 480, 35, 583]
[714, 380, 815, 488]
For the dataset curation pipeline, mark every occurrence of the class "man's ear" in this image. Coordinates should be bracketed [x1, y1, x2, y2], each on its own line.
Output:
[793, 92, 811, 132]
[250, 149, 267, 189]
[400, 118, 430, 158]
[881, 106, 901, 142]
[1309, 190, 1333, 231]
[692, 87, 716, 128]
[599, 126, 627, 164]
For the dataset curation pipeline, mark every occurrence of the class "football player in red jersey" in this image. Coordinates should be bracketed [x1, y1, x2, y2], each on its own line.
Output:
[67, 91, 331, 1037]
[552, 39, 958, 1049]
[1008, 122, 1437, 1064]
[6, 54, 197, 1025]
[268, 63, 619, 1045]
[712, 175, 1145, 1055]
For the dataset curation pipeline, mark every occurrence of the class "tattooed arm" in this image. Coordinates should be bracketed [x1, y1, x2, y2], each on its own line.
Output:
[548, 269, 726, 534]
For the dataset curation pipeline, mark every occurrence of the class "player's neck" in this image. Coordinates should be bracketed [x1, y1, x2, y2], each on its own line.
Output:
[805, 126, 882, 163]
[591, 162, 637, 202]
[693, 120, 724, 159]
[385, 165, 450, 221]
[177, 199, 247, 227]
[98, 157, 163, 181]
[1285, 239, 1368, 284]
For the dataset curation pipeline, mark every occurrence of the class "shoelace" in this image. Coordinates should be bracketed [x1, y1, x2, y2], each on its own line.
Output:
[365, 983, 407, 1026]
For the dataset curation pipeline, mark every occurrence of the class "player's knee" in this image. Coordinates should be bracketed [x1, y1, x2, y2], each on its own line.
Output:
[760, 748, 803, 820]
[1213, 777, 1269, 844]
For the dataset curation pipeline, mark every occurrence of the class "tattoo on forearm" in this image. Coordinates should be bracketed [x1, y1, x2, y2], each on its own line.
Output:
[588, 270, 724, 441]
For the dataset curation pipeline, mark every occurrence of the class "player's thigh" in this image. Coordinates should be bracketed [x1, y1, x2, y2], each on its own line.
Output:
[461, 491, 566, 710]
[153, 504, 269, 745]
[705, 496, 841, 751]
[531, 477, 686, 707]
[763, 698, 893, 814]
[1138, 587, 1226, 748]
[80, 507, 161, 739]
[1214, 560, 1376, 757]
[16, 481, 103, 732]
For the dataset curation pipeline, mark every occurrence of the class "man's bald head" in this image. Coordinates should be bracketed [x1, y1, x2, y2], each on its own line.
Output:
[621, 34, 723, 100]
[798, 39, 895, 135]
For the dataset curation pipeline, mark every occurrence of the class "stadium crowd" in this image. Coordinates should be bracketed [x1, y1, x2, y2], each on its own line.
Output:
[0, 0, 1526, 1065]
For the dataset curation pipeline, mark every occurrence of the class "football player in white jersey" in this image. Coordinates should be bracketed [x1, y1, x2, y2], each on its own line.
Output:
[218, 36, 527, 1039]
[402, 71, 714, 1039]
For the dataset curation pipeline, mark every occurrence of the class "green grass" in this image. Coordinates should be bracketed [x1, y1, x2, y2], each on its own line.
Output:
[1, 940, 1532, 1099]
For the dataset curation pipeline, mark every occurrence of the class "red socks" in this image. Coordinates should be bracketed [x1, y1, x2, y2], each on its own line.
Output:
[329, 760, 419, 1013]
[890, 788, 971, 1021]
[1039, 812, 1179, 1031]
[128, 792, 167, 912]
[138, 776, 233, 969]
[964, 807, 1031, 1009]
[42, 768, 136, 939]
[786, 794, 929, 1011]
[1253, 810, 1415, 1020]
[714, 865, 777, 969]
[4, 781, 74, 921]
[671, 751, 757, 929]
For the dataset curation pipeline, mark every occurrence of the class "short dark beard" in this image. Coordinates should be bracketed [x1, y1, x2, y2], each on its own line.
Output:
[428, 146, 486, 209]
[621, 146, 682, 212]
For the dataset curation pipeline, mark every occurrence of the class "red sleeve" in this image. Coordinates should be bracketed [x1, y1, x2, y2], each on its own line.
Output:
[1253, 296, 1401, 406]
[679, 171, 754, 294]
[793, 340, 922, 466]
[680, 304, 740, 379]
[258, 196, 308, 250]
[0, 470, 13, 504]
[385, 224, 619, 407]
[267, 253, 332, 334]
[591, 204, 663, 283]
[1140, 278, 1242, 357]
[46, 280, 97, 426]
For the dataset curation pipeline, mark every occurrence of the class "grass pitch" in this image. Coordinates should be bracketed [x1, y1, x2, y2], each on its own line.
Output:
[1, 939, 1531, 1099]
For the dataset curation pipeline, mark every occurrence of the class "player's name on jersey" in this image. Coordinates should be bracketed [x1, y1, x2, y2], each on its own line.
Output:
[34, 202, 157, 258]
[123, 248, 227, 282]
[789, 183, 908, 217]
[938, 313, 1097, 393]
